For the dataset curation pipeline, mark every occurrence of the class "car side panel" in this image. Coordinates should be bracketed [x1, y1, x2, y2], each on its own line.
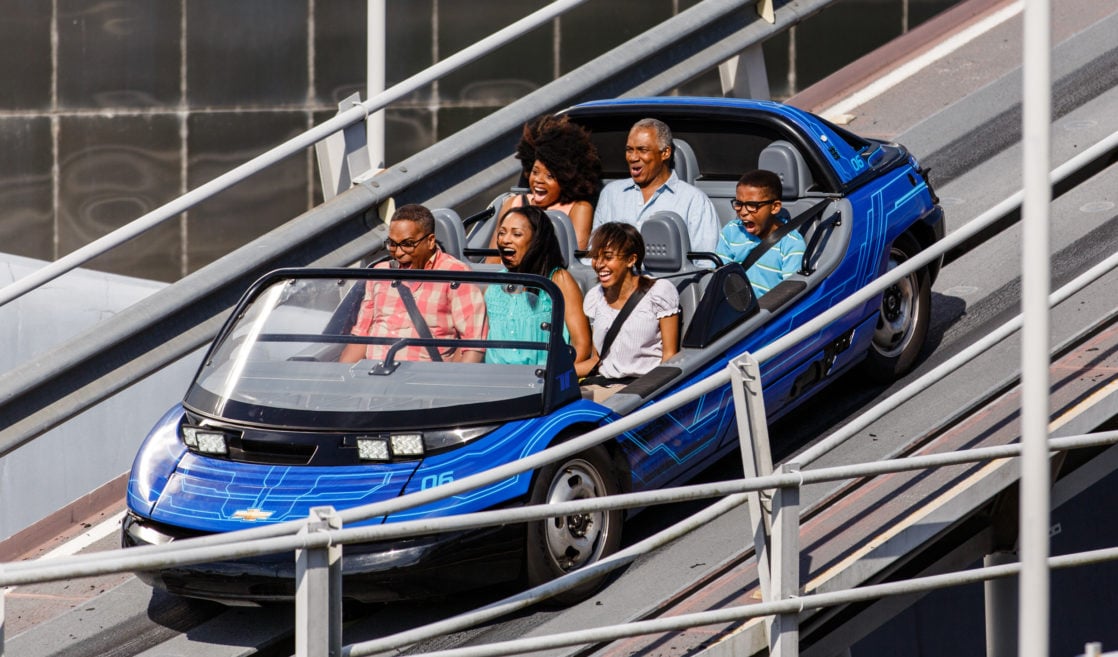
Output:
[386, 405, 610, 521]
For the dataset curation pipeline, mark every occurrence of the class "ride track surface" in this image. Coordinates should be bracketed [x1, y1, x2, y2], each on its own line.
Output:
[4, 0, 1118, 654]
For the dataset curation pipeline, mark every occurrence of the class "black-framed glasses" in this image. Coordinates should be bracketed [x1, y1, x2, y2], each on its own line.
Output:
[730, 199, 777, 213]
[384, 233, 431, 251]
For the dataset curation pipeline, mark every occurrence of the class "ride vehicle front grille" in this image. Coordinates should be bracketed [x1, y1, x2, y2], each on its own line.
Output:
[226, 436, 317, 465]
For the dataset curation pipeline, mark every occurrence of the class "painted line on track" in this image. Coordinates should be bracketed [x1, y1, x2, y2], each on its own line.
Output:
[820, 0, 1024, 120]
[37, 509, 126, 561]
[3, 510, 126, 594]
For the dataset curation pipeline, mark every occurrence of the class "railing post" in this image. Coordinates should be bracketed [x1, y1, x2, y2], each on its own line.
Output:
[729, 353, 775, 607]
[315, 92, 373, 201]
[1, 583, 6, 657]
[771, 462, 801, 657]
[717, 1, 775, 100]
[718, 46, 772, 100]
[985, 551, 1019, 657]
[295, 506, 343, 657]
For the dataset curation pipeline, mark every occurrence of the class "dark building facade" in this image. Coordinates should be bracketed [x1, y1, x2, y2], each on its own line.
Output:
[0, 0, 956, 282]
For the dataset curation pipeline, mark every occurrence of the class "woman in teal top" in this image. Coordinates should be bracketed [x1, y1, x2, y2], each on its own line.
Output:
[485, 205, 596, 377]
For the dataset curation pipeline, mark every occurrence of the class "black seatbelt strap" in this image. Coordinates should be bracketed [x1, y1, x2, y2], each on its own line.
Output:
[587, 284, 649, 378]
[740, 199, 832, 272]
[394, 282, 444, 362]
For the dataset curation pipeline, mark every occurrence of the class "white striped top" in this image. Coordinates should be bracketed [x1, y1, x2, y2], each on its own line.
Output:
[583, 278, 680, 379]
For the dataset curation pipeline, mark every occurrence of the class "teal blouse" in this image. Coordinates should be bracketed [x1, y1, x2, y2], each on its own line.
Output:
[484, 271, 569, 366]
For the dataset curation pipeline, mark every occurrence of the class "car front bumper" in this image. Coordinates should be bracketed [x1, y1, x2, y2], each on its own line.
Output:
[122, 511, 525, 603]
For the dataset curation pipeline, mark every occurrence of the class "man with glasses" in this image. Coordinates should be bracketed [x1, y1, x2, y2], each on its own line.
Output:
[715, 169, 805, 297]
[593, 118, 719, 252]
[340, 204, 487, 363]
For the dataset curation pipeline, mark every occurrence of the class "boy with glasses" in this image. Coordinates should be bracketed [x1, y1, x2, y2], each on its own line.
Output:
[715, 169, 806, 297]
[340, 204, 487, 363]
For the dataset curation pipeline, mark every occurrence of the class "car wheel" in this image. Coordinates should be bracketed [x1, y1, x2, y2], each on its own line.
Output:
[861, 234, 931, 381]
[525, 445, 623, 605]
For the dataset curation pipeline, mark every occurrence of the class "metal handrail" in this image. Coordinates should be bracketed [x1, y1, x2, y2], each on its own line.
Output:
[356, 541, 1118, 657]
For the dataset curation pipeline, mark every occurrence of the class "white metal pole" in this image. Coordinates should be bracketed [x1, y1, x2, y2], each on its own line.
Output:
[294, 507, 342, 657]
[728, 353, 774, 616]
[770, 463, 800, 657]
[368, 0, 386, 170]
[1018, 0, 1051, 656]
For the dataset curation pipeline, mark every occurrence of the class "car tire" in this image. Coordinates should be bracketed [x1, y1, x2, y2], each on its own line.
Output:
[525, 445, 623, 605]
[861, 233, 931, 381]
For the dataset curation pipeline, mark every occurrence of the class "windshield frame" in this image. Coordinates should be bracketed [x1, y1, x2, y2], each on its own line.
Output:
[183, 267, 580, 431]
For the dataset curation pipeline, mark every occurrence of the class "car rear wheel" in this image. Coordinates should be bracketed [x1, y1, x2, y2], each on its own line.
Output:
[525, 445, 622, 605]
[862, 234, 931, 381]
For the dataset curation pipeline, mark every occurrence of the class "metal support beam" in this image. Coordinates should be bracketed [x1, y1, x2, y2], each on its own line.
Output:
[771, 462, 801, 657]
[984, 551, 1018, 657]
[718, 44, 771, 100]
[716, 2, 774, 100]
[1019, 0, 1052, 655]
[756, 0, 774, 23]
[295, 507, 342, 657]
[315, 93, 373, 201]
[729, 352, 775, 616]
[367, 0, 386, 171]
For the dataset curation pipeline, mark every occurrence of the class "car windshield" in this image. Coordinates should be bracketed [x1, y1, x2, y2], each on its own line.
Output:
[184, 268, 580, 430]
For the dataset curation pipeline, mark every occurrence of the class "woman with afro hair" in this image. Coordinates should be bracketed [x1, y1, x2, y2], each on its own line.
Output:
[487, 114, 602, 256]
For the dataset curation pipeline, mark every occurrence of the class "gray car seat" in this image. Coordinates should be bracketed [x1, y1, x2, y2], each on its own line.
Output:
[431, 207, 467, 260]
[640, 211, 707, 334]
[758, 140, 814, 200]
[671, 138, 699, 184]
[548, 210, 597, 291]
[758, 139, 837, 275]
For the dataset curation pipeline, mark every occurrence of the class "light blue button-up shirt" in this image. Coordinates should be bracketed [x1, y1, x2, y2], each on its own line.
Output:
[716, 219, 806, 297]
[592, 170, 720, 252]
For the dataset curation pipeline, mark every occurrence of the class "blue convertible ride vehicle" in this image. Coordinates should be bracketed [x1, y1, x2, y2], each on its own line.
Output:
[122, 97, 944, 603]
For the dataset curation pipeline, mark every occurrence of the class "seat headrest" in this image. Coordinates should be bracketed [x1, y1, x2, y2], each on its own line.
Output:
[671, 138, 699, 184]
[431, 208, 466, 260]
[641, 211, 693, 274]
[759, 140, 814, 199]
[547, 210, 577, 267]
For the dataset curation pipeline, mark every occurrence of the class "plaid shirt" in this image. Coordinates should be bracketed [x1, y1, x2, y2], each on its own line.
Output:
[351, 249, 488, 361]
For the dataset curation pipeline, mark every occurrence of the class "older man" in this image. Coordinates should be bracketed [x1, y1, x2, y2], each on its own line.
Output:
[592, 118, 720, 252]
[340, 204, 487, 363]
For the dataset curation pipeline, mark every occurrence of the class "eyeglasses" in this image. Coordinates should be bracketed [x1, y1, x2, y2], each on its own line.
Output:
[384, 233, 431, 251]
[730, 199, 778, 213]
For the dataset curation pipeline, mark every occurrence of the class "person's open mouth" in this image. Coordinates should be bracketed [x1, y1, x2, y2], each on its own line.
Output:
[529, 188, 550, 205]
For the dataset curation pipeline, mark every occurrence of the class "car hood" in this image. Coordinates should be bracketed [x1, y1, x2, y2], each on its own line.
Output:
[147, 452, 420, 532]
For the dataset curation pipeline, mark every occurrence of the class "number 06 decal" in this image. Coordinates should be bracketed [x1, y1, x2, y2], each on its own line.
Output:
[420, 472, 455, 489]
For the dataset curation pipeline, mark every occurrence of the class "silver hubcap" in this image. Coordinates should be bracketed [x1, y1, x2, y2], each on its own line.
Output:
[872, 248, 918, 358]
[543, 459, 609, 572]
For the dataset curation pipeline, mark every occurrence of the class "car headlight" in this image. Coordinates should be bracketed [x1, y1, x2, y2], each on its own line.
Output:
[350, 426, 495, 462]
[182, 426, 230, 456]
[356, 437, 391, 461]
[355, 433, 425, 461]
[390, 433, 424, 457]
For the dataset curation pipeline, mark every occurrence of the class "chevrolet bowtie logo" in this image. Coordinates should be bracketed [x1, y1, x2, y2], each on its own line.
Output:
[233, 508, 274, 521]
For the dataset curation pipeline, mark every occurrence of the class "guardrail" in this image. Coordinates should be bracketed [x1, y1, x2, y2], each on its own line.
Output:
[2, 131, 1116, 656]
